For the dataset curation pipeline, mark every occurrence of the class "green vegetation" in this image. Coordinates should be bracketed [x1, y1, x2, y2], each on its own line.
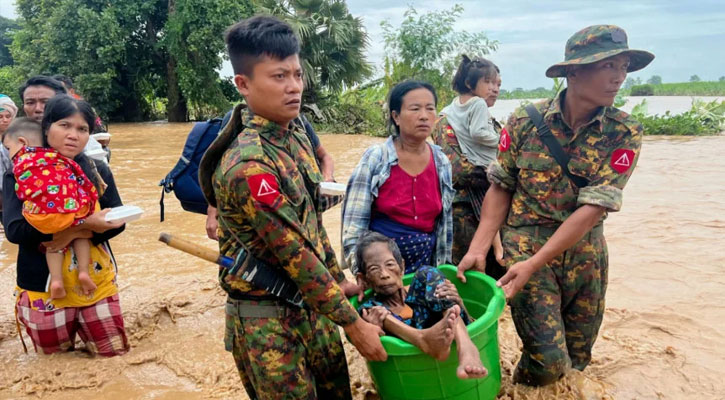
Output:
[2, 0, 371, 123]
[315, 4, 497, 135]
[625, 81, 725, 96]
[630, 84, 655, 96]
[8, 0, 253, 122]
[633, 99, 725, 135]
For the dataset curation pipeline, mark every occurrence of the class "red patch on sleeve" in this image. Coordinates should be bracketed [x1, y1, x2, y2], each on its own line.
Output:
[498, 128, 510, 152]
[446, 125, 456, 138]
[248, 173, 280, 206]
[610, 149, 635, 173]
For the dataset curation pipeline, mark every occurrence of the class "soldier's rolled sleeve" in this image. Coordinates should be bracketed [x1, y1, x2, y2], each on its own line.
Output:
[227, 162, 358, 326]
[577, 123, 643, 211]
[487, 114, 520, 192]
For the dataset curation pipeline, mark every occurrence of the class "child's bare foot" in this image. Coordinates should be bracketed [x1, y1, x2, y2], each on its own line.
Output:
[456, 331, 487, 379]
[50, 280, 66, 299]
[78, 272, 97, 296]
[418, 305, 459, 361]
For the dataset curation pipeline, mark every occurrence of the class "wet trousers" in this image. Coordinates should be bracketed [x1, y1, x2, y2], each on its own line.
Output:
[503, 224, 607, 386]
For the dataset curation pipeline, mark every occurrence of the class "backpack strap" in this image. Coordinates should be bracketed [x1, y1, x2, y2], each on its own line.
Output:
[524, 104, 588, 188]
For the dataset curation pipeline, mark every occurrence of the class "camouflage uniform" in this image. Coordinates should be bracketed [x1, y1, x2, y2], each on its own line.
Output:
[431, 116, 505, 279]
[489, 86, 643, 385]
[199, 104, 357, 399]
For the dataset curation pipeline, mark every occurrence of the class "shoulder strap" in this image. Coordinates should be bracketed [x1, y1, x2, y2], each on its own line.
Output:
[524, 104, 588, 188]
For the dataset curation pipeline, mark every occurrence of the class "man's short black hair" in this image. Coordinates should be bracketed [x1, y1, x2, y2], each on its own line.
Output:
[2, 117, 42, 144]
[19, 76, 67, 102]
[355, 231, 404, 275]
[224, 15, 300, 76]
[52, 74, 74, 89]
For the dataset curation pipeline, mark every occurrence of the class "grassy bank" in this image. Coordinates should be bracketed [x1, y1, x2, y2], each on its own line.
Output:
[627, 81, 725, 96]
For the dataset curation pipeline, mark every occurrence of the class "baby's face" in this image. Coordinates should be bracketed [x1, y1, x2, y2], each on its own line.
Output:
[361, 242, 404, 297]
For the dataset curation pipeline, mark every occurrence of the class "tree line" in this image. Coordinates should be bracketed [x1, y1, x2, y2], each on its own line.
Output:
[0, 0, 379, 123]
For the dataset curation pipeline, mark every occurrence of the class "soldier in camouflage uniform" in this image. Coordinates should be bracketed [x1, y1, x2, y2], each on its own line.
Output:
[457, 25, 654, 386]
[198, 16, 386, 399]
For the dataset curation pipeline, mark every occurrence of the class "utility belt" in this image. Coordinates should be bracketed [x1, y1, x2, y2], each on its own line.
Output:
[225, 296, 304, 319]
[511, 223, 603, 240]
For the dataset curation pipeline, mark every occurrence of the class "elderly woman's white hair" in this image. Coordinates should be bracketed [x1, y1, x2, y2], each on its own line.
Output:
[0, 94, 18, 118]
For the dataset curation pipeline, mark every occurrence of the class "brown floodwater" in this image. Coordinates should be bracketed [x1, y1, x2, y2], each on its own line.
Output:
[0, 121, 723, 400]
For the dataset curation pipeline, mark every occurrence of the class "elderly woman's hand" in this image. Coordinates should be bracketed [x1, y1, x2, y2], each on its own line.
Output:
[435, 279, 464, 307]
[361, 306, 390, 328]
[83, 209, 125, 233]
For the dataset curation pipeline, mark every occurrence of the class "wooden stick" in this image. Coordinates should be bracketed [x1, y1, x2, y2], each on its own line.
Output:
[158, 232, 221, 264]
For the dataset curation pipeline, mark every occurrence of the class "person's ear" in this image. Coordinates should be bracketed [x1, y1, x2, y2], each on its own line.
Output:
[234, 74, 251, 98]
[18, 137, 29, 146]
[356, 272, 368, 291]
[391, 110, 400, 127]
[399, 259, 405, 274]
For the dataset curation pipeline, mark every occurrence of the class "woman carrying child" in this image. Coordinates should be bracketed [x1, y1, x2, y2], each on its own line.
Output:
[1, 95, 129, 357]
[433, 56, 506, 279]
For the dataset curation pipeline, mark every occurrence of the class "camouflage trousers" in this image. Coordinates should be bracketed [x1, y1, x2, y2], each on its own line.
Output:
[225, 297, 352, 399]
[502, 224, 607, 386]
[451, 201, 506, 280]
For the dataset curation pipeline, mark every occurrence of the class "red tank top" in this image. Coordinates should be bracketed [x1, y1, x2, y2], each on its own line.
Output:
[373, 150, 442, 233]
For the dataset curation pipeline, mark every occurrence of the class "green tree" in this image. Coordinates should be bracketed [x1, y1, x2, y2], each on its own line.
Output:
[690, 74, 701, 82]
[624, 76, 642, 89]
[10, 0, 252, 122]
[381, 4, 498, 106]
[647, 75, 662, 85]
[0, 16, 19, 67]
[720, 76, 725, 82]
[257, 0, 372, 104]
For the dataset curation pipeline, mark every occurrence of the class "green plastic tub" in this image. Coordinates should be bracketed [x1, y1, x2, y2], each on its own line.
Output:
[349, 264, 506, 400]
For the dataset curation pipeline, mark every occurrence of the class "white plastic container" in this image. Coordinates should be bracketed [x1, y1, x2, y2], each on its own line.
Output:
[85, 148, 108, 161]
[319, 182, 346, 196]
[105, 205, 144, 224]
[91, 132, 112, 141]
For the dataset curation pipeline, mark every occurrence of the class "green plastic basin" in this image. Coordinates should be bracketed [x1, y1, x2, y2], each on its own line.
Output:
[349, 264, 506, 400]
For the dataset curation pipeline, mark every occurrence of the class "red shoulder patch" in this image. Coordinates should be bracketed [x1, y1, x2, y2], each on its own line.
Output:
[248, 173, 280, 206]
[446, 125, 456, 138]
[499, 128, 510, 152]
[610, 149, 635, 173]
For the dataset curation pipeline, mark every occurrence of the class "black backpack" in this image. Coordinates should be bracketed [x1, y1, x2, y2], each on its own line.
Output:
[159, 112, 232, 221]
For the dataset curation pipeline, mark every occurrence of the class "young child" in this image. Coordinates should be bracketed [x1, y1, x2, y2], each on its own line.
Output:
[355, 231, 487, 379]
[2, 117, 98, 299]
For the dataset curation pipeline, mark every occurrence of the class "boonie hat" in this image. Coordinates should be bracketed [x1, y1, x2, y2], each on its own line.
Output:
[546, 25, 654, 78]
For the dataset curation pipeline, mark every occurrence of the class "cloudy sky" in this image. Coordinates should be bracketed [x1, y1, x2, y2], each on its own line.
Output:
[1, 0, 723, 90]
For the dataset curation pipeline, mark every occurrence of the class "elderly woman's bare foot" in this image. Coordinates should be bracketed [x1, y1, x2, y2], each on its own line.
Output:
[417, 305, 459, 361]
[455, 330, 487, 379]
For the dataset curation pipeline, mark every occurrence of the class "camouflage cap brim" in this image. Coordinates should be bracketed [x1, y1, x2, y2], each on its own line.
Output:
[545, 48, 655, 78]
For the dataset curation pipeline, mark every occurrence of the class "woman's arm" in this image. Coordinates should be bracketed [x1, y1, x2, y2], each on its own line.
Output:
[2, 173, 53, 245]
[90, 161, 125, 244]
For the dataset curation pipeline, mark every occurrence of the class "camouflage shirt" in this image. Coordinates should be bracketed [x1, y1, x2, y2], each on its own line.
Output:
[207, 105, 358, 326]
[488, 89, 643, 227]
[432, 115, 502, 203]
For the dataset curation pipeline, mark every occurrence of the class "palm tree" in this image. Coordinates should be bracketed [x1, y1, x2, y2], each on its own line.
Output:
[256, 0, 372, 104]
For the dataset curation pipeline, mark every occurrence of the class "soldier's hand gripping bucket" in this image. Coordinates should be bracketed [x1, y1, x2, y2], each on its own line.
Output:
[350, 264, 506, 400]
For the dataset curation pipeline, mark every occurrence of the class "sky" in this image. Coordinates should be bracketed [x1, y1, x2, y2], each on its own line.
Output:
[1, 0, 723, 91]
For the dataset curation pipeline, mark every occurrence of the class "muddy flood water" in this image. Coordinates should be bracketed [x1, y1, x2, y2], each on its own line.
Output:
[1, 110, 724, 399]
